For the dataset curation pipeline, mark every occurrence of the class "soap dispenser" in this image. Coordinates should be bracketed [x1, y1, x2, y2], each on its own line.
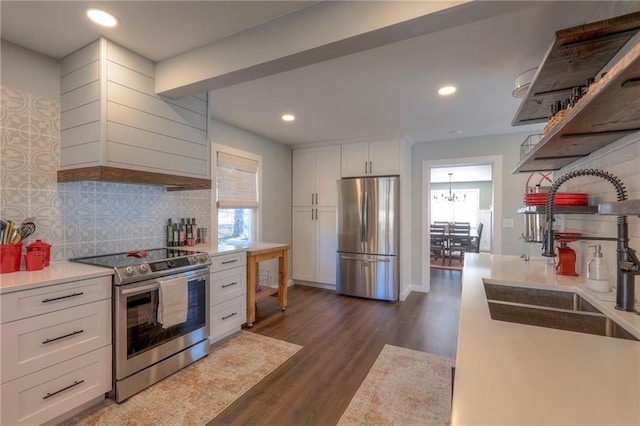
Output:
[586, 245, 610, 293]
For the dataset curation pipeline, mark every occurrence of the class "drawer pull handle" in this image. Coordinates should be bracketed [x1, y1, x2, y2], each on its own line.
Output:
[221, 281, 238, 288]
[222, 312, 238, 320]
[42, 292, 84, 303]
[221, 259, 238, 265]
[43, 380, 85, 400]
[42, 330, 84, 344]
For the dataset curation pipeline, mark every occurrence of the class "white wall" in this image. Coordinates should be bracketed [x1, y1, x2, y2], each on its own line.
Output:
[410, 132, 532, 286]
[1, 39, 59, 99]
[0, 42, 211, 260]
[208, 117, 292, 246]
[554, 133, 640, 285]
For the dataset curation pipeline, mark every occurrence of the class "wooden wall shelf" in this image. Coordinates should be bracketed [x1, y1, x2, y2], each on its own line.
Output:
[598, 199, 640, 216]
[57, 166, 211, 191]
[512, 12, 640, 173]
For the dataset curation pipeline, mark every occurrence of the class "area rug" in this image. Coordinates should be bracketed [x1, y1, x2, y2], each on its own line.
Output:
[338, 345, 454, 426]
[61, 331, 302, 426]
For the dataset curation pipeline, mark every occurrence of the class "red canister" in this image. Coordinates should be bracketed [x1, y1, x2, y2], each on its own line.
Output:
[26, 239, 51, 267]
[24, 251, 45, 271]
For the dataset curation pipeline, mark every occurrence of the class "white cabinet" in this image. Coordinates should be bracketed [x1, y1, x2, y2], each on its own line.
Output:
[292, 206, 337, 286]
[292, 146, 341, 207]
[59, 37, 209, 185]
[0, 276, 112, 425]
[341, 140, 400, 177]
[209, 251, 247, 343]
[292, 146, 339, 287]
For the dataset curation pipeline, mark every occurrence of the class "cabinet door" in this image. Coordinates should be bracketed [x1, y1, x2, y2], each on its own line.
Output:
[315, 207, 337, 285]
[314, 146, 341, 206]
[1, 346, 111, 426]
[369, 140, 400, 176]
[210, 266, 246, 306]
[341, 143, 369, 177]
[292, 207, 316, 282]
[292, 149, 316, 206]
[1, 299, 111, 384]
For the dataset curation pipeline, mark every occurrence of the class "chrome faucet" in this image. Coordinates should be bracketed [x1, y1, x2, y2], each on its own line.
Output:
[542, 169, 640, 312]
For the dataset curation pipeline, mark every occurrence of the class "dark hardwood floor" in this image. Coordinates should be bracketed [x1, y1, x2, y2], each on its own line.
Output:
[208, 268, 462, 426]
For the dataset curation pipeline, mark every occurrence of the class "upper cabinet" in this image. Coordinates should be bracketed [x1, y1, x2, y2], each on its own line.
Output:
[341, 139, 400, 177]
[292, 145, 341, 207]
[58, 38, 211, 189]
[512, 12, 640, 173]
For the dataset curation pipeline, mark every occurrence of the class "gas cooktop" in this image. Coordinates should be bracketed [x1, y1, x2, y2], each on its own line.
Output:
[71, 248, 211, 285]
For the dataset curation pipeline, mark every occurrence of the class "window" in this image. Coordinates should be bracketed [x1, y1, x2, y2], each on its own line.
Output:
[430, 189, 480, 228]
[213, 146, 262, 244]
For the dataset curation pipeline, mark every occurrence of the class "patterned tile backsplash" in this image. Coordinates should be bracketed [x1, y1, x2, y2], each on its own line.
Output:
[1, 85, 211, 262]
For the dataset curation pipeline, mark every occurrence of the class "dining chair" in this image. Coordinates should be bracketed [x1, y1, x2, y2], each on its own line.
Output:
[469, 223, 483, 253]
[430, 223, 447, 265]
[448, 222, 471, 265]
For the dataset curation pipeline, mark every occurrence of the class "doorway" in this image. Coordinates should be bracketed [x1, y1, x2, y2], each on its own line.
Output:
[421, 155, 503, 291]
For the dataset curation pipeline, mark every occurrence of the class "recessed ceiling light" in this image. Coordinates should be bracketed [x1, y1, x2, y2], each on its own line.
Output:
[438, 86, 457, 96]
[281, 114, 296, 122]
[86, 8, 118, 27]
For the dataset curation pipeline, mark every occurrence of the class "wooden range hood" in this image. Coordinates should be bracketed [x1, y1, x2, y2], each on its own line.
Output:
[57, 166, 211, 191]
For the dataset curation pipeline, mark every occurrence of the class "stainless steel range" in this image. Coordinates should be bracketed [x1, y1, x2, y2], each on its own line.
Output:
[72, 248, 211, 402]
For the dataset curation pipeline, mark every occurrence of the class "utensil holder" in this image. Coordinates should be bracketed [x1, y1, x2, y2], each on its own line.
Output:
[0, 243, 23, 274]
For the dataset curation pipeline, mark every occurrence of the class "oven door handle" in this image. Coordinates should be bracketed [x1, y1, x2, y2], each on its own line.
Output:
[121, 283, 159, 295]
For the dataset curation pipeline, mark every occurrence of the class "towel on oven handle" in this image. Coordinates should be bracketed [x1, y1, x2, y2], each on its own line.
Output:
[157, 276, 188, 328]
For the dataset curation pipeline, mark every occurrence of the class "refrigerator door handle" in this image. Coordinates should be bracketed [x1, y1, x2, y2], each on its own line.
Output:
[364, 191, 368, 241]
[360, 191, 368, 242]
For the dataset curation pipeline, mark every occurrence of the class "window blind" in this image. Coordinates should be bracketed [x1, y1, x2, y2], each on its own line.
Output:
[216, 152, 259, 208]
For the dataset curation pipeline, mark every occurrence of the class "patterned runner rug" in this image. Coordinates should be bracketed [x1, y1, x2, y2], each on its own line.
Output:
[61, 332, 301, 426]
[338, 345, 454, 426]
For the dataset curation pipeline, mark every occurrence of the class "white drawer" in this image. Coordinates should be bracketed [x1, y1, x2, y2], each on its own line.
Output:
[0, 299, 111, 384]
[210, 251, 246, 273]
[1, 276, 112, 323]
[210, 296, 246, 342]
[210, 266, 246, 305]
[1, 345, 112, 426]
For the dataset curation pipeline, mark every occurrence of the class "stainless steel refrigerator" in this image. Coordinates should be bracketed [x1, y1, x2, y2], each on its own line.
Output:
[336, 176, 399, 302]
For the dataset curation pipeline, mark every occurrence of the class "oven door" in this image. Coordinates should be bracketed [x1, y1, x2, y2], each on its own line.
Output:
[114, 268, 209, 381]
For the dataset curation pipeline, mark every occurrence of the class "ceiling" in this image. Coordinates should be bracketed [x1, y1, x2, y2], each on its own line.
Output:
[2, 1, 640, 147]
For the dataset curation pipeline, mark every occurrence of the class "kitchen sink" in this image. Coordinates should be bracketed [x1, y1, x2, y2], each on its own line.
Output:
[484, 283, 638, 341]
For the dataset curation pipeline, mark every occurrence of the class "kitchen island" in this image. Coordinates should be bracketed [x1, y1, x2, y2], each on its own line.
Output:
[452, 253, 640, 425]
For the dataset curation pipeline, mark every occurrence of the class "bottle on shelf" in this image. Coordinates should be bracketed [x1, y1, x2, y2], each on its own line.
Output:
[179, 218, 186, 246]
[167, 219, 174, 247]
[186, 218, 193, 246]
[173, 223, 179, 247]
[191, 218, 197, 245]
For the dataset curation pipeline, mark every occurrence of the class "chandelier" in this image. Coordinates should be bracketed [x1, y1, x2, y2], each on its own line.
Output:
[434, 173, 466, 202]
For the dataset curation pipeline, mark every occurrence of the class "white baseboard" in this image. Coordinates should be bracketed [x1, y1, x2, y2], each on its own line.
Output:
[293, 280, 337, 291]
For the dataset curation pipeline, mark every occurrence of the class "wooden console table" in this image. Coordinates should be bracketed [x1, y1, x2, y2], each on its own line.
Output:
[245, 242, 290, 328]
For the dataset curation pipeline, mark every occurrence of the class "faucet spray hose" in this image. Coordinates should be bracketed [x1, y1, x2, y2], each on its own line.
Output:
[542, 169, 628, 257]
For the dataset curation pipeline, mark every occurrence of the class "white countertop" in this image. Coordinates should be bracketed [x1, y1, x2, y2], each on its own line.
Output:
[0, 244, 249, 294]
[0, 262, 113, 294]
[452, 254, 640, 425]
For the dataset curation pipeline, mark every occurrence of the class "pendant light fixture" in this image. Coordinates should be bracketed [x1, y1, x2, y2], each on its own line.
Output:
[435, 173, 466, 202]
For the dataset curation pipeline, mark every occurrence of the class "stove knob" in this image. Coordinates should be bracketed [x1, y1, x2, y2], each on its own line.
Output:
[124, 266, 134, 276]
[188, 256, 196, 264]
[198, 254, 209, 263]
[138, 264, 149, 274]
